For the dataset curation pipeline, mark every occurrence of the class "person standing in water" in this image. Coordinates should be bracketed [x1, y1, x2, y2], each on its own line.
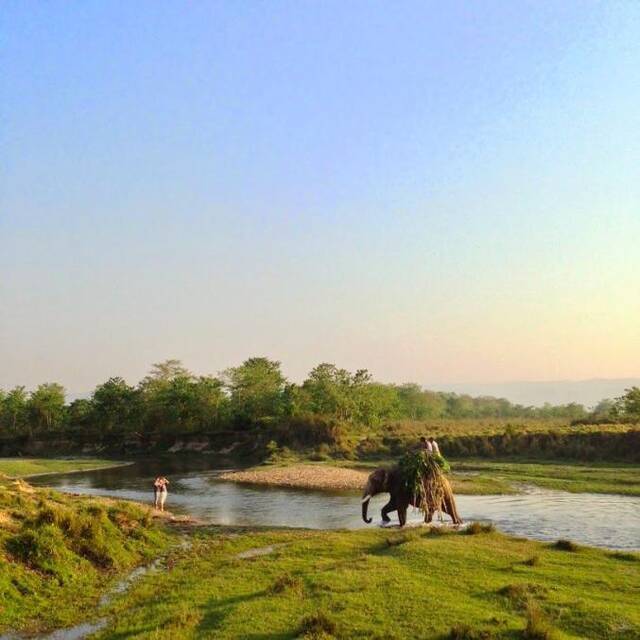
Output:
[153, 476, 169, 511]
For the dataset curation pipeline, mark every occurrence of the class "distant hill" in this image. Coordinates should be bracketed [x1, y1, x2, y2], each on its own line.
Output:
[431, 378, 640, 409]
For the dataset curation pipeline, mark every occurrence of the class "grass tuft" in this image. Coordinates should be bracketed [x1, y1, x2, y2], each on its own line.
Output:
[553, 539, 579, 552]
[523, 601, 556, 640]
[424, 524, 454, 536]
[523, 555, 540, 567]
[499, 583, 548, 608]
[386, 531, 419, 547]
[608, 551, 639, 562]
[299, 611, 337, 638]
[270, 572, 302, 594]
[465, 521, 496, 535]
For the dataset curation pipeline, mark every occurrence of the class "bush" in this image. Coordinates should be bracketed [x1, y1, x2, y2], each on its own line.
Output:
[299, 611, 337, 638]
[385, 531, 419, 547]
[608, 551, 639, 562]
[465, 521, 496, 535]
[523, 601, 556, 640]
[270, 573, 302, 594]
[553, 539, 578, 552]
[273, 416, 346, 449]
[309, 443, 332, 461]
[499, 583, 548, 608]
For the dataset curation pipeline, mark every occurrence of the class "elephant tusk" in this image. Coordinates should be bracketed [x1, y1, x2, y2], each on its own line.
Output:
[361, 494, 371, 503]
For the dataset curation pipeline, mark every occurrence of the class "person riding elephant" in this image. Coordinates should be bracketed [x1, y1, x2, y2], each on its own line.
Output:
[361, 466, 462, 527]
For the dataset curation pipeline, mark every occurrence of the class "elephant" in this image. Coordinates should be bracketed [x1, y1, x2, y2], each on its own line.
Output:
[361, 466, 463, 527]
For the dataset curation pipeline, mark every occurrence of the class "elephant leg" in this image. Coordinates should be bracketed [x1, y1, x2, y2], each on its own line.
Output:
[444, 495, 462, 525]
[381, 498, 396, 523]
[397, 503, 408, 527]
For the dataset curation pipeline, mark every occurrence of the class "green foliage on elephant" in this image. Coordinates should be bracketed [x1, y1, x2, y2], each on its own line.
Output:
[398, 450, 450, 516]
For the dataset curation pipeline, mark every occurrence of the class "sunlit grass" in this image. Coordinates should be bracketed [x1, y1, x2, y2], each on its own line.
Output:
[96, 525, 640, 639]
[0, 458, 125, 478]
[0, 477, 173, 634]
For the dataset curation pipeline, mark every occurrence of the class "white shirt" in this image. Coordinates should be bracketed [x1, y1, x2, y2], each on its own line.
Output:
[431, 441, 440, 454]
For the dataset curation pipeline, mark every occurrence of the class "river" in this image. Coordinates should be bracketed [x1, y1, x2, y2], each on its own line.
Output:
[30, 458, 640, 551]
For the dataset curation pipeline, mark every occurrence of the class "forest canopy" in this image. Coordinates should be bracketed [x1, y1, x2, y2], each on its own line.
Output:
[1, 359, 637, 439]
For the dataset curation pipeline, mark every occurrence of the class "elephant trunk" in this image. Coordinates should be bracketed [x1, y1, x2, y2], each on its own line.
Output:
[361, 491, 372, 524]
[362, 479, 374, 524]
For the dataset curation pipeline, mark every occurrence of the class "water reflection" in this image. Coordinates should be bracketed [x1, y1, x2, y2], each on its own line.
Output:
[31, 459, 640, 550]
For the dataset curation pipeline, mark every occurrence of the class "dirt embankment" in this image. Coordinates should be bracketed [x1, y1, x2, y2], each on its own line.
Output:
[218, 465, 369, 491]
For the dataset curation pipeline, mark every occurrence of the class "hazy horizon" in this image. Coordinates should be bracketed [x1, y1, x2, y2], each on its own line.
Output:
[2, 2, 639, 394]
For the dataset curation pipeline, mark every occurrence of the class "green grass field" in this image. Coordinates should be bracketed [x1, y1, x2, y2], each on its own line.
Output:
[367, 418, 636, 438]
[0, 458, 124, 478]
[453, 460, 640, 497]
[96, 525, 640, 639]
[322, 458, 640, 496]
[1, 477, 638, 639]
[0, 476, 172, 634]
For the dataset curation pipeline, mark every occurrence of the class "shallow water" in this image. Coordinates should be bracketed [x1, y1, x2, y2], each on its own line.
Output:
[31, 458, 640, 550]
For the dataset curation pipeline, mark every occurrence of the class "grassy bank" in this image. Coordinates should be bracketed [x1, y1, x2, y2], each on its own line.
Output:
[0, 457, 125, 478]
[221, 458, 640, 497]
[454, 461, 640, 497]
[96, 525, 640, 639]
[0, 475, 174, 634]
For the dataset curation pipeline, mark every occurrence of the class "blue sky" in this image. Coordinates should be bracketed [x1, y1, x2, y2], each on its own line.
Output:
[2, 1, 639, 393]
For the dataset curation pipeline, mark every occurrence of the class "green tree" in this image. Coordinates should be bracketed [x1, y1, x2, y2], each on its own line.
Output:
[29, 383, 66, 432]
[396, 384, 447, 419]
[66, 398, 94, 429]
[301, 363, 356, 420]
[591, 398, 615, 419]
[138, 360, 193, 431]
[0, 386, 29, 434]
[145, 374, 228, 433]
[616, 387, 640, 419]
[353, 382, 400, 425]
[192, 376, 229, 429]
[92, 377, 140, 433]
[224, 357, 286, 425]
[142, 359, 191, 386]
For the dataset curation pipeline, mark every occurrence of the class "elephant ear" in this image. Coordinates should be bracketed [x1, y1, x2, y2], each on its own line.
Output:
[369, 467, 388, 493]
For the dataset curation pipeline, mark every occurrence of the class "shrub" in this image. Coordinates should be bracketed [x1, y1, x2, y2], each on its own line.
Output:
[273, 416, 346, 449]
[385, 531, 419, 547]
[299, 611, 337, 638]
[608, 551, 639, 562]
[553, 539, 578, 552]
[499, 583, 548, 608]
[465, 521, 496, 535]
[270, 573, 302, 594]
[523, 601, 556, 640]
[309, 443, 332, 461]
[425, 525, 453, 536]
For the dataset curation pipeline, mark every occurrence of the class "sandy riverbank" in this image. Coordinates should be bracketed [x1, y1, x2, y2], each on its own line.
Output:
[218, 464, 369, 491]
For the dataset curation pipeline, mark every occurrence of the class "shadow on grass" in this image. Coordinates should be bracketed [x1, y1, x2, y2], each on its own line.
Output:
[195, 589, 272, 636]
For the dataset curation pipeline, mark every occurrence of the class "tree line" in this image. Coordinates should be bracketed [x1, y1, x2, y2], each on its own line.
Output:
[1, 358, 637, 439]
